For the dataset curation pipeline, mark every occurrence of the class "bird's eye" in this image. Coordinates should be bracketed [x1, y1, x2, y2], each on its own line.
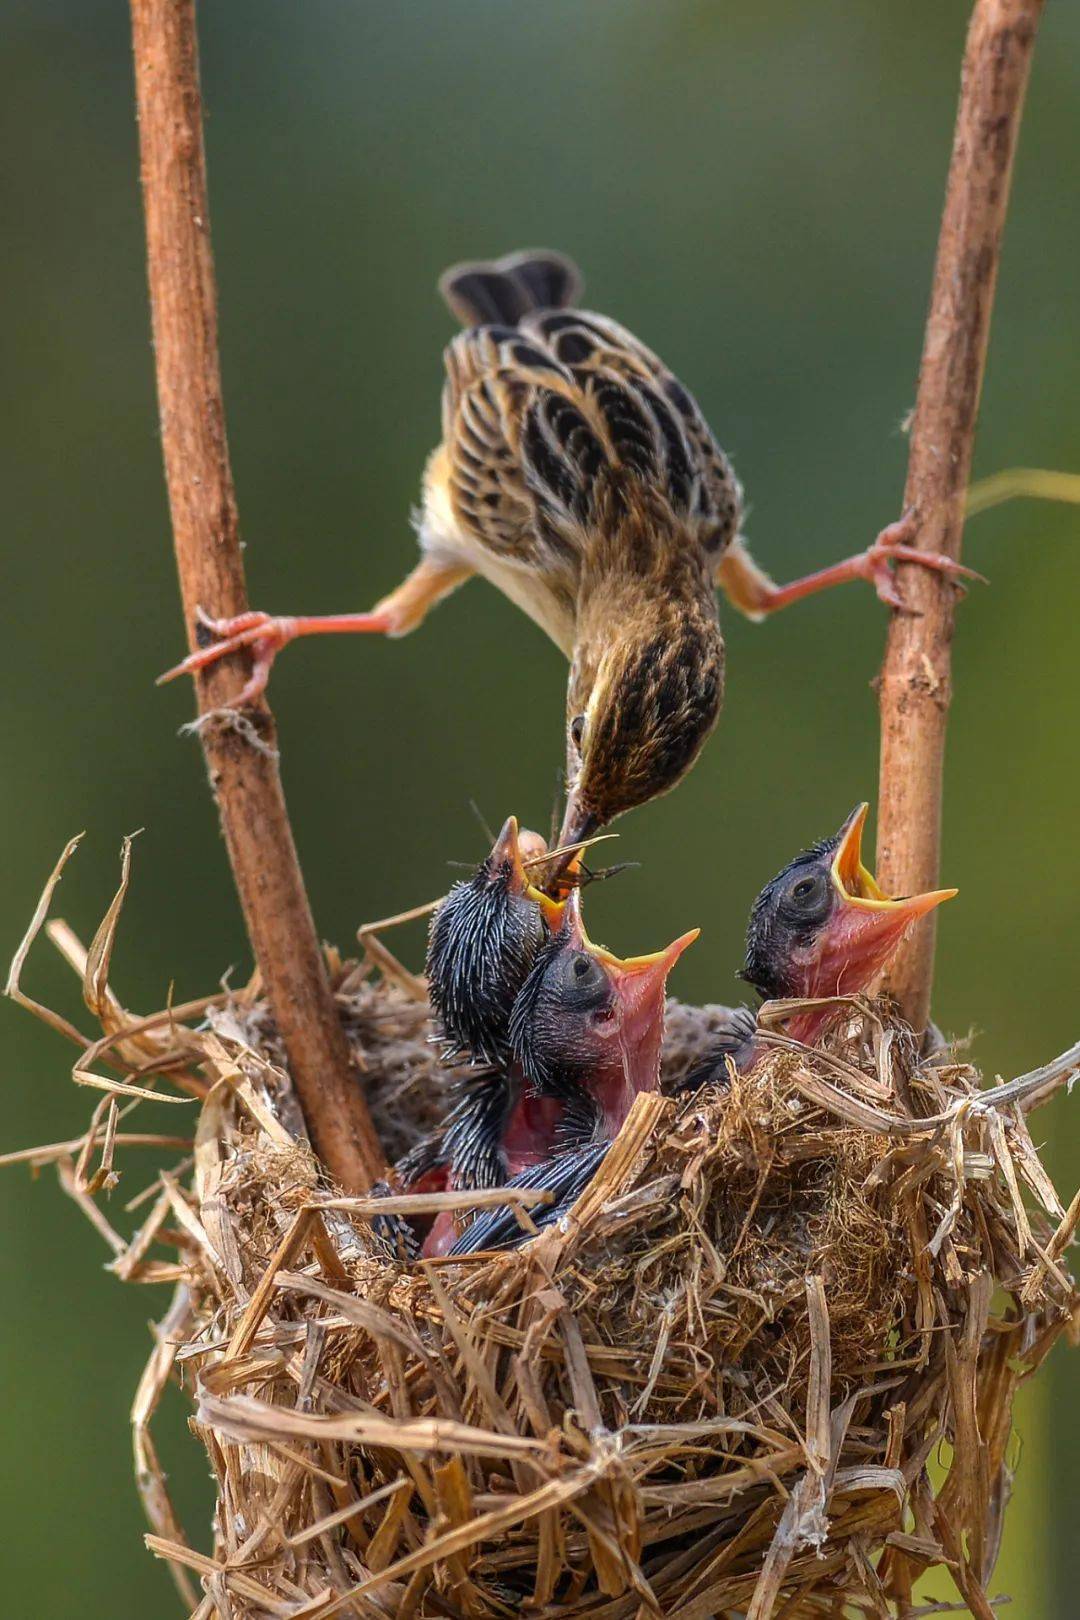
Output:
[570, 714, 587, 752]
[558, 950, 609, 1010]
[784, 869, 832, 922]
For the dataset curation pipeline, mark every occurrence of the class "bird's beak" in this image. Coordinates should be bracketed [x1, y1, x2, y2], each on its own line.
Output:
[489, 815, 530, 892]
[608, 931, 701, 1091]
[562, 891, 699, 1095]
[559, 791, 600, 851]
[818, 803, 957, 995]
[535, 889, 568, 930]
[489, 816, 562, 918]
[547, 792, 600, 886]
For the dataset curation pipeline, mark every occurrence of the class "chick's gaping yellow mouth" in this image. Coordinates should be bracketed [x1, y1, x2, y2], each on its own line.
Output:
[829, 802, 957, 919]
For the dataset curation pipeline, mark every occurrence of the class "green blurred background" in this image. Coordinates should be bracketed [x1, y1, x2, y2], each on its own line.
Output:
[2, 1, 1077, 1612]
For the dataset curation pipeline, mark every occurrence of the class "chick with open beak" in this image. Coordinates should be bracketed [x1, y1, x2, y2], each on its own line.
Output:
[454, 805, 955, 1253]
[679, 802, 957, 1091]
[742, 802, 955, 1041]
[508, 890, 698, 1149]
[444, 891, 696, 1256]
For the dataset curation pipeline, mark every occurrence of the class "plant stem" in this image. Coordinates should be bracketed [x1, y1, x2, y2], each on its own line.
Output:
[128, 0, 385, 1189]
[876, 0, 1044, 1030]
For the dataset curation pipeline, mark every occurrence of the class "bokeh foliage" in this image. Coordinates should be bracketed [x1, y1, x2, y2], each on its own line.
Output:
[2, 2, 1077, 1613]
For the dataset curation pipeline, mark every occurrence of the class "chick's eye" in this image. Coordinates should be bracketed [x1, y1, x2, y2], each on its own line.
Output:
[559, 950, 608, 1009]
[784, 869, 831, 921]
[570, 714, 586, 751]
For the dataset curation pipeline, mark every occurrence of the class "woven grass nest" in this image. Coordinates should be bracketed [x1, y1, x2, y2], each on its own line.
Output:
[7, 841, 1080, 1620]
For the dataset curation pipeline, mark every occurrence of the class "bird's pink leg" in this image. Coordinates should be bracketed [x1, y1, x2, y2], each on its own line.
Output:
[717, 511, 985, 618]
[158, 557, 473, 705]
[159, 608, 393, 705]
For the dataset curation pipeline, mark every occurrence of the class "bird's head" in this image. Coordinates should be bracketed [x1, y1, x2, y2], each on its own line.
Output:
[426, 816, 564, 1067]
[742, 803, 956, 1004]
[509, 888, 698, 1134]
[557, 607, 724, 855]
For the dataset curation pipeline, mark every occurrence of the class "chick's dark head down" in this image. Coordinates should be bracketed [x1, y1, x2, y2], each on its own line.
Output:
[743, 803, 957, 1002]
[426, 817, 560, 1067]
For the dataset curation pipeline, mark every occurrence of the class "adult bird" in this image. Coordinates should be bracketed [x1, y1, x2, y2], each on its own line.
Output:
[453, 802, 955, 1253]
[161, 251, 976, 867]
[425, 888, 696, 1256]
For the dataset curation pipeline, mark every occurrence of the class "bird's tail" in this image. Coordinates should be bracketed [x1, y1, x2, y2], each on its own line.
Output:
[438, 249, 583, 328]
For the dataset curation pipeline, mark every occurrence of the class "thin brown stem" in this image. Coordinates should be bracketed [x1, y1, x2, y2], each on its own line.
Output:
[876, 0, 1043, 1029]
[128, 0, 385, 1188]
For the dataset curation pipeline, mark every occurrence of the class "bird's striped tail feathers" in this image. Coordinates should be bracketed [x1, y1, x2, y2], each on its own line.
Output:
[439, 249, 583, 329]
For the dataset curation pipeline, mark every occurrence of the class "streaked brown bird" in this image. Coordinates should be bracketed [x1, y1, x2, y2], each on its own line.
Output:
[162, 250, 975, 861]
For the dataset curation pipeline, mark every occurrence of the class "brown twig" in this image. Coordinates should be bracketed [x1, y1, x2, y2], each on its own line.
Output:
[876, 0, 1043, 1028]
[128, 0, 384, 1188]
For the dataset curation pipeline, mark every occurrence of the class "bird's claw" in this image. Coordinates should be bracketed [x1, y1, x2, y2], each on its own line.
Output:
[158, 609, 297, 705]
[860, 512, 987, 611]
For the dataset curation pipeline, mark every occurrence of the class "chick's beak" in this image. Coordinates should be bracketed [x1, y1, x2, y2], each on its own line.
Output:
[488, 815, 529, 891]
[819, 803, 957, 995]
[555, 890, 698, 1124]
[600, 926, 699, 1097]
[535, 890, 567, 931]
[490, 815, 561, 916]
[832, 804, 884, 899]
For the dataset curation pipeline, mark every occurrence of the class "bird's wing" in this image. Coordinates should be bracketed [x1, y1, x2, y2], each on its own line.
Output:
[367, 1177, 423, 1262]
[441, 324, 606, 569]
[440, 1067, 515, 1191]
[448, 1141, 609, 1256]
[520, 308, 744, 559]
[442, 308, 742, 545]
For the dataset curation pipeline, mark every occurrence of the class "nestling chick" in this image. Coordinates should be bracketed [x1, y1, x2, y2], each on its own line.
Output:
[443, 890, 696, 1255]
[402, 815, 562, 1208]
[507, 889, 698, 1148]
[426, 815, 557, 1069]
[680, 801, 957, 1087]
[162, 251, 977, 867]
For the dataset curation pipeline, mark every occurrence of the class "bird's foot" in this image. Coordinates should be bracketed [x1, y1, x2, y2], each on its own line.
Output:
[158, 606, 393, 706]
[158, 609, 299, 705]
[728, 510, 986, 617]
[856, 510, 986, 611]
